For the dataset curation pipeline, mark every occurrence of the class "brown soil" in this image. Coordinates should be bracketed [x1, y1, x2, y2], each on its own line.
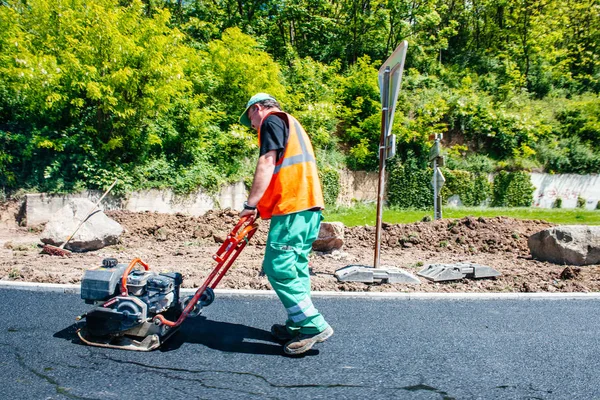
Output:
[1, 200, 599, 293]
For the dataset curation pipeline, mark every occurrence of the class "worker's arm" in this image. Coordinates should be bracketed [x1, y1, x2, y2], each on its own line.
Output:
[240, 150, 276, 217]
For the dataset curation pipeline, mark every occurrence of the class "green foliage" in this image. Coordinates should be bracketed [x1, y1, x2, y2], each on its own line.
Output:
[0, 0, 218, 192]
[283, 56, 340, 111]
[201, 27, 287, 127]
[556, 98, 600, 146]
[537, 138, 600, 174]
[440, 169, 470, 205]
[471, 175, 493, 206]
[446, 154, 495, 174]
[387, 154, 433, 209]
[441, 169, 491, 207]
[530, 97, 600, 174]
[553, 198, 563, 209]
[0, 3, 282, 194]
[319, 167, 341, 207]
[335, 56, 381, 170]
[491, 171, 535, 207]
[0, 0, 599, 198]
[577, 196, 586, 209]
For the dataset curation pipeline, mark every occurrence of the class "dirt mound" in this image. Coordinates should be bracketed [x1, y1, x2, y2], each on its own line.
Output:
[1, 206, 599, 293]
[110, 209, 255, 240]
[108, 210, 550, 257]
[346, 216, 552, 256]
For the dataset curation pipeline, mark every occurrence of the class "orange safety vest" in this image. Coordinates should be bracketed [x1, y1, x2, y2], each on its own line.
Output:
[257, 111, 324, 219]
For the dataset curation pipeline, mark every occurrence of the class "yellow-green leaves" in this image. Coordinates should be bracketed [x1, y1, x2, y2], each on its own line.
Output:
[202, 27, 286, 125]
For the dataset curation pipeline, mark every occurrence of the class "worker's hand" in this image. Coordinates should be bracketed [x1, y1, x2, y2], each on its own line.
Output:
[240, 208, 257, 219]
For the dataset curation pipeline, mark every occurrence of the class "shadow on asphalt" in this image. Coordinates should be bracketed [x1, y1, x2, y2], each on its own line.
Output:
[53, 322, 81, 344]
[53, 318, 318, 357]
[161, 316, 319, 357]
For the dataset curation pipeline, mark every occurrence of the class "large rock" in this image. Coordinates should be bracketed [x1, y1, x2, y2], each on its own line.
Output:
[40, 198, 123, 252]
[528, 225, 600, 266]
[313, 222, 344, 252]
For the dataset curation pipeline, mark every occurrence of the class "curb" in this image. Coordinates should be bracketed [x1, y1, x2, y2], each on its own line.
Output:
[1, 280, 600, 300]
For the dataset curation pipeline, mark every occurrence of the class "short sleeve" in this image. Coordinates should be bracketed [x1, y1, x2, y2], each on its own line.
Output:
[259, 115, 289, 161]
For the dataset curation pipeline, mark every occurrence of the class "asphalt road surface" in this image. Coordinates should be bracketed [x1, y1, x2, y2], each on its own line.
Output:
[0, 288, 599, 399]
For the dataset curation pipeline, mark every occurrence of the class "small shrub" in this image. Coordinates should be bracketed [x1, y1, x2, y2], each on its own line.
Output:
[577, 196, 586, 208]
[596, 201, 600, 210]
[387, 155, 433, 209]
[491, 171, 534, 207]
[441, 169, 491, 206]
[320, 167, 341, 206]
[471, 174, 493, 206]
[439, 240, 449, 247]
[441, 169, 471, 205]
[553, 197, 563, 208]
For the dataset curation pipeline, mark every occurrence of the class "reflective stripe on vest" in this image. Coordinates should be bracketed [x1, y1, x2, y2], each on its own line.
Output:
[273, 119, 315, 175]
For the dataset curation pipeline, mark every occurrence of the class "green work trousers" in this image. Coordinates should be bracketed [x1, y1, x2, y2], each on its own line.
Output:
[263, 210, 329, 335]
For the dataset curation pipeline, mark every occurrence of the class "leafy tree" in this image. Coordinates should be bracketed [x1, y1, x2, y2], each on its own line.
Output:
[1, 0, 600, 197]
[200, 27, 286, 127]
[0, 0, 214, 191]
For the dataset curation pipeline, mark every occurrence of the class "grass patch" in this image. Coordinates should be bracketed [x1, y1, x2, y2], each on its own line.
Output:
[323, 204, 600, 227]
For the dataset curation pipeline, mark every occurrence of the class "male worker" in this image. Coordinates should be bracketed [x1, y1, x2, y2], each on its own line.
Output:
[239, 93, 333, 355]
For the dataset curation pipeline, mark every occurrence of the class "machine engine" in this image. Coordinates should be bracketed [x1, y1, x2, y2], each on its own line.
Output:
[76, 215, 256, 351]
[80, 258, 183, 338]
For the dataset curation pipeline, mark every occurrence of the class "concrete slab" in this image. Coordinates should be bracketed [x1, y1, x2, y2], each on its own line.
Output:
[334, 265, 421, 284]
[418, 262, 501, 282]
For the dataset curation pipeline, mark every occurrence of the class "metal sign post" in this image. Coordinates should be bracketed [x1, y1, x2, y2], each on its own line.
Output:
[374, 67, 390, 268]
[429, 133, 445, 220]
[334, 41, 419, 284]
[373, 40, 408, 268]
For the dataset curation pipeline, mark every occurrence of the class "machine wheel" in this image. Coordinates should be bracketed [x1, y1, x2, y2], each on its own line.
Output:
[200, 287, 215, 307]
[180, 296, 202, 318]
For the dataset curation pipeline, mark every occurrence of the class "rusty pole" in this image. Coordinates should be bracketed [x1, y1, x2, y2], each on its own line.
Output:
[374, 67, 390, 268]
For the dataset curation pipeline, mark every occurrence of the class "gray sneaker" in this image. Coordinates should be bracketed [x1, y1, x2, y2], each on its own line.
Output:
[270, 324, 296, 342]
[284, 326, 334, 355]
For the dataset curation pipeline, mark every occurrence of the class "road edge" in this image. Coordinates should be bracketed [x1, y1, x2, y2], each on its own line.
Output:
[1, 280, 600, 300]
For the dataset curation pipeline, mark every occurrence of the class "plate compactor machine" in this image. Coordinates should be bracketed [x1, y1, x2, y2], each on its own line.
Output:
[76, 216, 258, 351]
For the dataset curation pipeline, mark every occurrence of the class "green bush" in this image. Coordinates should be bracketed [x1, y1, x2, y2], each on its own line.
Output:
[441, 169, 491, 206]
[335, 57, 381, 171]
[319, 167, 341, 207]
[446, 153, 496, 174]
[553, 197, 563, 209]
[556, 98, 600, 147]
[471, 175, 493, 206]
[536, 137, 600, 174]
[441, 169, 470, 205]
[491, 171, 534, 207]
[387, 156, 433, 209]
[577, 196, 586, 208]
